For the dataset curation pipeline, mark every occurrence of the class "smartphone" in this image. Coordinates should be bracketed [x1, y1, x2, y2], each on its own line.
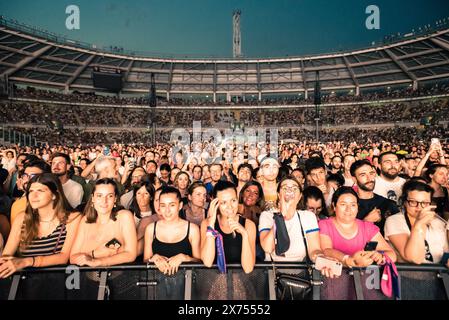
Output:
[315, 256, 343, 276]
[441, 252, 449, 266]
[128, 157, 136, 169]
[431, 138, 440, 145]
[364, 241, 378, 251]
[105, 238, 122, 248]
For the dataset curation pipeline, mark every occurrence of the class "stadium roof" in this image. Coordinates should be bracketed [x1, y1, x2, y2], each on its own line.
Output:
[1, 18, 449, 96]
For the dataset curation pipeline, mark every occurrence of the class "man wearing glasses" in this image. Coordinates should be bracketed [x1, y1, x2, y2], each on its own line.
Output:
[120, 167, 148, 209]
[9, 160, 50, 226]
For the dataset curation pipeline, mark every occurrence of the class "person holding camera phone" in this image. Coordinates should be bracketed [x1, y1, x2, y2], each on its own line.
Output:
[385, 180, 449, 266]
[70, 178, 137, 267]
[414, 140, 446, 178]
[319, 187, 396, 269]
[259, 176, 339, 278]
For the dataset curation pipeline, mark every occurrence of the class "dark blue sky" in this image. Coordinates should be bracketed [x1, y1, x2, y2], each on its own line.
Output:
[2, 0, 449, 58]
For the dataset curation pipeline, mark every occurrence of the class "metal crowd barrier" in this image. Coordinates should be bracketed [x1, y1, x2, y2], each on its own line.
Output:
[0, 263, 448, 300]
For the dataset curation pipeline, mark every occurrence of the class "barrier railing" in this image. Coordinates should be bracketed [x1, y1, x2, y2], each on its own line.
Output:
[0, 262, 448, 300]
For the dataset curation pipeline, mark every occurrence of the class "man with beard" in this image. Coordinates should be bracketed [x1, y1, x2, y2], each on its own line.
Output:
[120, 166, 148, 209]
[205, 163, 224, 196]
[351, 160, 399, 235]
[236, 163, 253, 197]
[51, 152, 84, 209]
[329, 155, 343, 175]
[373, 152, 406, 205]
[259, 157, 280, 211]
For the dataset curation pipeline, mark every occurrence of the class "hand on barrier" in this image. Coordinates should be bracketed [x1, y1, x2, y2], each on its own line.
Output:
[152, 254, 170, 274]
[366, 251, 385, 265]
[352, 251, 374, 267]
[0, 256, 28, 278]
[166, 254, 186, 276]
[72, 253, 101, 267]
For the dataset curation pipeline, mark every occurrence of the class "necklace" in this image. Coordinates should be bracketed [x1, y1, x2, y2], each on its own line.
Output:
[40, 215, 57, 223]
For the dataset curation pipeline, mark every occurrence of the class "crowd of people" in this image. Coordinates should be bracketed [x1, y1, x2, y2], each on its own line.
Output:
[3, 98, 448, 129]
[4, 123, 449, 147]
[1, 84, 449, 300]
[0, 137, 448, 297]
[11, 83, 449, 107]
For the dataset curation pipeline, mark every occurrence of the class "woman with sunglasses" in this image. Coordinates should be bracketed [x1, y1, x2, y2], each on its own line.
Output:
[385, 180, 449, 266]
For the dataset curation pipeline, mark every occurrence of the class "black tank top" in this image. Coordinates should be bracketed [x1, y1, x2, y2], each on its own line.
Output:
[214, 216, 246, 264]
[152, 221, 192, 258]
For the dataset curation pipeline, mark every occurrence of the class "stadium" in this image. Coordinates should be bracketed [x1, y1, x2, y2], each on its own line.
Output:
[0, 2, 449, 305]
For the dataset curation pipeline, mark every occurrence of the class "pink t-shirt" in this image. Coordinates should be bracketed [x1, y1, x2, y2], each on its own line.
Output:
[319, 218, 379, 255]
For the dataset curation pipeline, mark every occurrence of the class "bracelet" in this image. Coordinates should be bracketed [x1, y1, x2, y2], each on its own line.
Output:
[91, 249, 95, 259]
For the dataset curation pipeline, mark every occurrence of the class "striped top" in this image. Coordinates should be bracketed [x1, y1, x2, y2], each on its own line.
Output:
[19, 223, 67, 257]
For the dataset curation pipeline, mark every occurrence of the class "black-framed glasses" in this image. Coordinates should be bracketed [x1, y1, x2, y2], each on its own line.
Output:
[406, 199, 431, 208]
[22, 173, 38, 180]
[280, 185, 300, 193]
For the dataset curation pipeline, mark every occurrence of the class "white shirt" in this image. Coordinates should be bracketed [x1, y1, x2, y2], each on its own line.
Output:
[343, 176, 354, 187]
[1, 158, 15, 172]
[373, 176, 406, 204]
[120, 190, 134, 209]
[62, 179, 84, 209]
[259, 210, 319, 262]
[384, 213, 449, 264]
[133, 210, 152, 226]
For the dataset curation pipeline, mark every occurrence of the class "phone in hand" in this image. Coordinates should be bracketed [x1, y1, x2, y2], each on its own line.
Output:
[431, 138, 440, 146]
[315, 256, 343, 276]
[105, 238, 122, 248]
[441, 252, 449, 266]
[364, 241, 378, 251]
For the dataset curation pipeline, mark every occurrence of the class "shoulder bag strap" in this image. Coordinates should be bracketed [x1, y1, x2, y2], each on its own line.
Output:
[297, 212, 312, 266]
[53, 223, 66, 254]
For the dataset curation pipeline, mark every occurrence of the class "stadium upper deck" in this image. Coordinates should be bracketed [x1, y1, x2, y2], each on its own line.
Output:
[1, 17, 449, 100]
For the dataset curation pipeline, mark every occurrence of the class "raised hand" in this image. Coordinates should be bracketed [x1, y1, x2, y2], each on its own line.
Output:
[207, 198, 220, 227]
[364, 208, 382, 223]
